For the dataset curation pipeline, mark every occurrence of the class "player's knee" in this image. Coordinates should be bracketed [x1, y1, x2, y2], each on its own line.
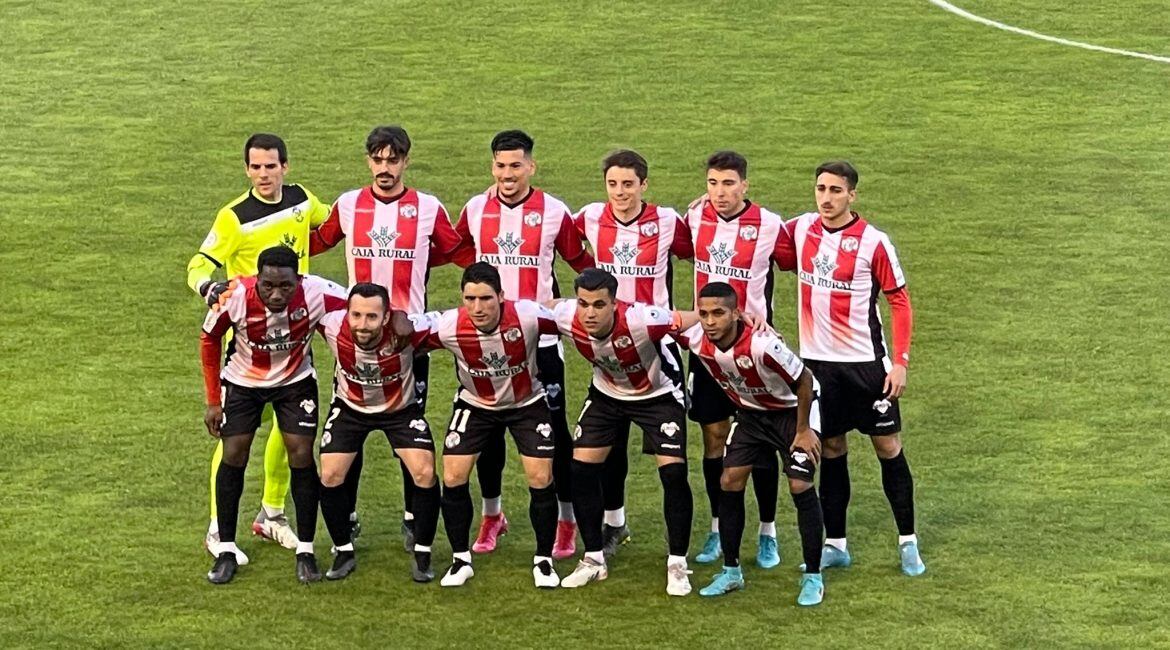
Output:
[320, 466, 347, 488]
[221, 439, 251, 466]
[720, 471, 748, 492]
[285, 446, 314, 468]
[526, 466, 553, 489]
[788, 478, 814, 495]
[410, 464, 436, 489]
[822, 435, 848, 457]
[872, 434, 902, 459]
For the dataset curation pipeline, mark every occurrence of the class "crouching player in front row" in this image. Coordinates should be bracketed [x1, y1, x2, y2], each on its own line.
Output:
[315, 282, 441, 583]
[200, 246, 347, 584]
[676, 282, 826, 606]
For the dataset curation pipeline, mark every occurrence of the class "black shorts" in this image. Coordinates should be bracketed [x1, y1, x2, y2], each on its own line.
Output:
[443, 396, 555, 459]
[687, 350, 736, 424]
[220, 376, 319, 438]
[319, 398, 434, 454]
[413, 351, 431, 409]
[574, 385, 687, 458]
[537, 343, 566, 413]
[804, 359, 901, 438]
[725, 408, 817, 482]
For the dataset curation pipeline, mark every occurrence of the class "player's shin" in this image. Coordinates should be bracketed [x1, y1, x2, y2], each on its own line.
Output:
[320, 482, 353, 548]
[791, 486, 824, 574]
[529, 485, 558, 558]
[702, 457, 723, 521]
[412, 482, 441, 550]
[289, 465, 319, 546]
[571, 460, 605, 556]
[343, 449, 364, 517]
[215, 460, 247, 544]
[476, 436, 506, 511]
[879, 450, 915, 536]
[442, 483, 473, 555]
[751, 462, 779, 526]
[552, 416, 574, 518]
[717, 488, 746, 567]
[820, 453, 850, 542]
[602, 447, 628, 524]
[659, 463, 692, 557]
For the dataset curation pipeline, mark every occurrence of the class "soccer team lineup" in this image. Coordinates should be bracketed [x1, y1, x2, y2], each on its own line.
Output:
[190, 126, 919, 606]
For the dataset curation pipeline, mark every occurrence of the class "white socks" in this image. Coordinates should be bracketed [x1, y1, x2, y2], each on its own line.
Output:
[604, 507, 626, 527]
[454, 551, 472, 563]
[262, 504, 283, 518]
[826, 538, 847, 551]
[585, 551, 605, 564]
[558, 501, 576, 523]
[667, 554, 687, 567]
[898, 534, 918, 545]
[759, 521, 776, 537]
[336, 543, 354, 553]
[710, 518, 719, 533]
[482, 497, 502, 517]
[296, 541, 314, 554]
[403, 511, 415, 522]
[414, 544, 432, 553]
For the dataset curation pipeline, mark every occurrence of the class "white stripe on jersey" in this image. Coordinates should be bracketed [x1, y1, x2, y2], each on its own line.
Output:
[686, 200, 785, 320]
[319, 310, 419, 414]
[575, 202, 686, 309]
[677, 323, 804, 410]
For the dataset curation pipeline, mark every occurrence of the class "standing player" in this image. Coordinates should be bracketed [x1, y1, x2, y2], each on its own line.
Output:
[315, 283, 441, 583]
[200, 247, 347, 584]
[676, 283, 825, 606]
[782, 161, 923, 576]
[309, 125, 463, 553]
[547, 269, 693, 595]
[187, 133, 330, 555]
[452, 130, 595, 559]
[572, 150, 693, 557]
[407, 263, 563, 588]
[685, 151, 793, 568]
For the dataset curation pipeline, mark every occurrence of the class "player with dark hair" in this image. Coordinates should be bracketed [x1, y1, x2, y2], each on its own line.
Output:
[309, 124, 464, 553]
[200, 246, 347, 584]
[571, 150, 694, 557]
[452, 130, 594, 559]
[187, 133, 330, 557]
[315, 282, 441, 583]
[676, 282, 825, 606]
[780, 161, 924, 576]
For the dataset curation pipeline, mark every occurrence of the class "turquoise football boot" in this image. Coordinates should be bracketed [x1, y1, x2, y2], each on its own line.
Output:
[694, 532, 722, 564]
[899, 541, 926, 576]
[796, 572, 824, 606]
[756, 535, 780, 569]
[698, 566, 745, 597]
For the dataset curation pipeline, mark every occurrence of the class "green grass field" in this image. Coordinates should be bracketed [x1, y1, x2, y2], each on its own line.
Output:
[3, 0, 1169, 647]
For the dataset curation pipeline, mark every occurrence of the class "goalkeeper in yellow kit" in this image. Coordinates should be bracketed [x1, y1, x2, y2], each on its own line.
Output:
[187, 133, 329, 559]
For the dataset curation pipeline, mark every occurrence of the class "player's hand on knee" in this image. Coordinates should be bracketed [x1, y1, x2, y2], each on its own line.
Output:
[204, 405, 223, 438]
[884, 364, 907, 399]
[793, 427, 820, 465]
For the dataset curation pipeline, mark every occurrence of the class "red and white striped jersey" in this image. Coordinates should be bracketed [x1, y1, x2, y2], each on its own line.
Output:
[417, 299, 560, 410]
[686, 199, 794, 321]
[677, 323, 804, 411]
[785, 212, 906, 363]
[309, 187, 461, 312]
[573, 202, 693, 309]
[552, 300, 684, 403]
[203, 274, 347, 388]
[317, 311, 430, 414]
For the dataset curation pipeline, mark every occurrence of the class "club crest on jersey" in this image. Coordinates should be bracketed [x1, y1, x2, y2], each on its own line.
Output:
[873, 399, 892, 415]
[739, 225, 758, 241]
[503, 327, 522, 343]
[399, 204, 417, 219]
[293, 206, 305, 223]
[640, 221, 658, 237]
[610, 242, 640, 265]
[523, 211, 542, 227]
[660, 422, 680, 438]
[355, 363, 382, 382]
[735, 356, 754, 369]
[494, 232, 524, 254]
[445, 432, 460, 449]
[368, 226, 400, 248]
[812, 253, 837, 276]
[300, 399, 316, 414]
[613, 335, 633, 349]
[707, 241, 735, 265]
[410, 419, 427, 432]
[536, 423, 552, 438]
[480, 351, 511, 370]
[289, 307, 308, 321]
[840, 236, 859, 253]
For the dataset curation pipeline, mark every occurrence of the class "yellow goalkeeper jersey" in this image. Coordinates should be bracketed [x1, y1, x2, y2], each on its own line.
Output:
[186, 183, 329, 294]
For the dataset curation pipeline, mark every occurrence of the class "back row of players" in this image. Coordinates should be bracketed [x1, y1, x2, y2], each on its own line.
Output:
[187, 127, 923, 605]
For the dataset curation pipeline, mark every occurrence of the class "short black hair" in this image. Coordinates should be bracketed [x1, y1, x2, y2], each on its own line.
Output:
[461, 262, 503, 294]
[573, 268, 619, 300]
[257, 245, 299, 274]
[244, 133, 287, 165]
[491, 130, 534, 155]
[697, 281, 738, 308]
[815, 161, 859, 190]
[349, 282, 390, 311]
[602, 149, 648, 181]
[366, 125, 411, 158]
[706, 151, 748, 179]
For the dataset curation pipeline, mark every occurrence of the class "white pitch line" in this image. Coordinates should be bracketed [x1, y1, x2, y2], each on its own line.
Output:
[929, 0, 1170, 64]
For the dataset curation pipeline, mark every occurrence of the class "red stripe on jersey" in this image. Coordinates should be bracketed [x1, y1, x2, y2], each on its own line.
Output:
[732, 332, 785, 409]
[570, 316, 616, 385]
[726, 206, 761, 309]
[376, 330, 406, 408]
[283, 287, 311, 380]
[498, 302, 533, 400]
[245, 284, 271, 376]
[693, 213, 717, 298]
[634, 206, 661, 304]
[352, 188, 376, 283]
[799, 220, 822, 347]
[390, 190, 421, 310]
[478, 196, 502, 258]
[336, 319, 363, 405]
[516, 191, 546, 300]
[610, 304, 651, 392]
[828, 221, 864, 345]
[455, 311, 498, 400]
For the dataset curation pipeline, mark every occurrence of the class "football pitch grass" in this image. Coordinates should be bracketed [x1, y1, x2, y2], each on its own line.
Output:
[3, 1, 1169, 647]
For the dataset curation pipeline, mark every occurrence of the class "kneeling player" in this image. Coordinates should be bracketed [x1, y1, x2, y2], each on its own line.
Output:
[407, 263, 563, 588]
[677, 283, 826, 606]
[200, 246, 347, 584]
[547, 269, 694, 595]
[316, 283, 441, 583]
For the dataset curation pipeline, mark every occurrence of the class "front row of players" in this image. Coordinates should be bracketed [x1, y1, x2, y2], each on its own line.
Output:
[200, 249, 826, 603]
